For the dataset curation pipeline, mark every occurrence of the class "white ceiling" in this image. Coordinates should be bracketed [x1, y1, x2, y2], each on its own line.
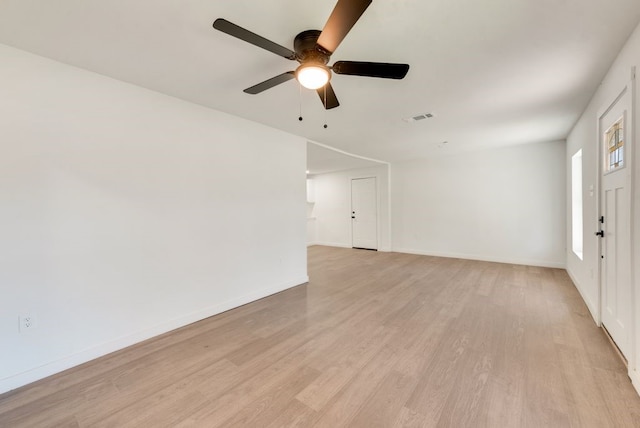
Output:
[0, 1, 639, 163]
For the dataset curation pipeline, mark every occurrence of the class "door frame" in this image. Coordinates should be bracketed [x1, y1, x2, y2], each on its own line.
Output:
[595, 72, 636, 374]
[349, 175, 379, 250]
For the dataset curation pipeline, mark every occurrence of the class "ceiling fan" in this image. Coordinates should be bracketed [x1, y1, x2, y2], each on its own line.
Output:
[213, 0, 410, 110]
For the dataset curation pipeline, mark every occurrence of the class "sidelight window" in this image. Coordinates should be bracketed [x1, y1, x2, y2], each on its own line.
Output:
[571, 149, 583, 260]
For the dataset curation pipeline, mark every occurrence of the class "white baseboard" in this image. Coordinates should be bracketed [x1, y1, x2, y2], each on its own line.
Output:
[310, 241, 352, 249]
[630, 369, 640, 398]
[565, 267, 599, 325]
[392, 247, 566, 269]
[0, 276, 308, 395]
[308, 243, 389, 252]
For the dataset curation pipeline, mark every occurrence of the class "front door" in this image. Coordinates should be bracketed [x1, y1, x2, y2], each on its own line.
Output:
[599, 84, 633, 360]
[351, 177, 377, 250]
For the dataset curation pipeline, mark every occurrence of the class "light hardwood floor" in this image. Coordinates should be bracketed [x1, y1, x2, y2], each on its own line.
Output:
[2, 246, 640, 427]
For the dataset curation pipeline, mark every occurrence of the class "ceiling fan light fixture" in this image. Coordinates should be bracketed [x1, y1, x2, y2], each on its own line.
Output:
[296, 63, 330, 90]
[213, 0, 408, 109]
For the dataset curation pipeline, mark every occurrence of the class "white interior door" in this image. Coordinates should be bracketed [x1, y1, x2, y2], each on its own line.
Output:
[351, 177, 377, 250]
[599, 85, 633, 360]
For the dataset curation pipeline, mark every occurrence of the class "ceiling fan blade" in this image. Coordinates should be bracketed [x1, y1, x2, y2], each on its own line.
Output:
[213, 19, 296, 60]
[332, 61, 410, 79]
[316, 0, 372, 54]
[317, 82, 340, 109]
[244, 72, 296, 94]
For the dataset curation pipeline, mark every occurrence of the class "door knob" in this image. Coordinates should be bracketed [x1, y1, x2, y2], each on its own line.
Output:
[595, 230, 604, 237]
[351, 216, 356, 219]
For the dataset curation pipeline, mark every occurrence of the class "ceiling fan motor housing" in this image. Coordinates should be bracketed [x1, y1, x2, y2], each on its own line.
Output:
[294, 30, 329, 64]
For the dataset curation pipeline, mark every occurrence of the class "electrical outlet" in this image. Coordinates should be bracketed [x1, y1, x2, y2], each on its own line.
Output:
[19, 314, 37, 332]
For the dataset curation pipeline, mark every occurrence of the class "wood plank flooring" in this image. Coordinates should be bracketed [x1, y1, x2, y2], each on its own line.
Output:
[2, 246, 640, 427]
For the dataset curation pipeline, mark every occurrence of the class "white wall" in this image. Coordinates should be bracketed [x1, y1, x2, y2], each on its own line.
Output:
[306, 179, 317, 244]
[566, 22, 640, 318]
[565, 22, 640, 389]
[391, 141, 566, 268]
[310, 165, 390, 251]
[0, 44, 308, 393]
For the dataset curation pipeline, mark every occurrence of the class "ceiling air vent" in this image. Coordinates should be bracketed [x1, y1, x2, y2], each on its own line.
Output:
[403, 113, 434, 123]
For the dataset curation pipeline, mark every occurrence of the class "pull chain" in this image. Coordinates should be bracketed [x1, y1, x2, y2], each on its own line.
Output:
[323, 85, 328, 129]
[298, 83, 303, 122]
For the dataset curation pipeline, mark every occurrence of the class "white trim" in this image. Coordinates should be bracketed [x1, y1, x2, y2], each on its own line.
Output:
[621, 71, 639, 385]
[392, 247, 565, 269]
[0, 276, 308, 394]
[631, 366, 640, 398]
[387, 163, 393, 248]
[566, 266, 599, 325]
[310, 241, 352, 248]
[309, 243, 390, 252]
[630, 65, 638, 388]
